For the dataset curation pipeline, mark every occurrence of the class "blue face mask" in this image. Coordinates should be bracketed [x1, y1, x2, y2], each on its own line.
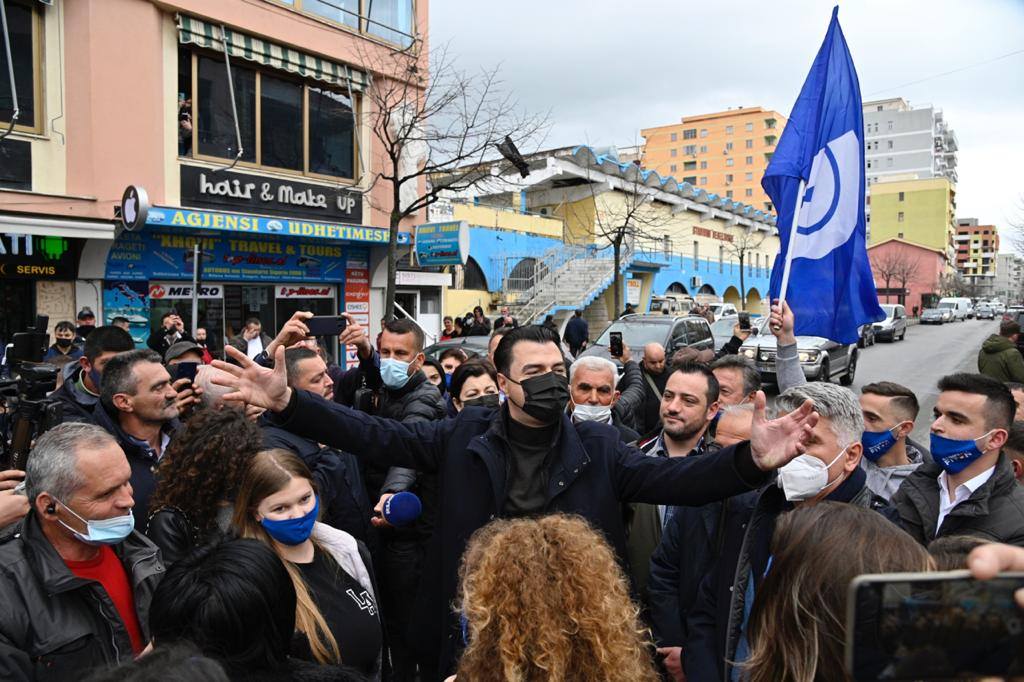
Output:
[86, 366, 103, 391]
[260, 495, 319, 545]
[444, 373, 453, 388]
[861, 424, 904, 462]
[929, 430, 995, 474]
[380, 358, 412, 390]
[57, 500, 135, 546]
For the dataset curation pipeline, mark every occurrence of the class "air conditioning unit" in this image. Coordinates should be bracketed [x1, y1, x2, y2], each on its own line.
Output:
[690, 276, 702, 288]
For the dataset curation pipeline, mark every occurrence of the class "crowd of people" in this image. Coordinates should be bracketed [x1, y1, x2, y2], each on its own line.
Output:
[0, 301, 1022, 682]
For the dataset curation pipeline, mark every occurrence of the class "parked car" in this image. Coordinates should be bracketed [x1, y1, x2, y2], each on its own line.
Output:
[920, 308, 945, 325]
[872, 304, 908, 341]
[423, 335, 491, 361]
[708, 302, 738, 321]
[739, 319, 858, 386]
[857, 324, 875, 348]
[710, 315, 739, 352]
[940, 308, 955, 323]
[975, 303, 996, 320]
[583, 314, 714, 364]
[1003, 306, 1024, 322]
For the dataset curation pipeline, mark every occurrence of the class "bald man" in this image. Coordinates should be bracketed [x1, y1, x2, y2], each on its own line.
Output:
[640, 342, 670, 437]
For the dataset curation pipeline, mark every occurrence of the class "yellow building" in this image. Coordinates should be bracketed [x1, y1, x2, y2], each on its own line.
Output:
[867, 177, 957, 268]
[641, 107, 788, 212]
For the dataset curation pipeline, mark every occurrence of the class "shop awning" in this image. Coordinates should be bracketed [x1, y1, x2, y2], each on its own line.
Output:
[0, 214, 116, 240]
[177, 15, 368, 93]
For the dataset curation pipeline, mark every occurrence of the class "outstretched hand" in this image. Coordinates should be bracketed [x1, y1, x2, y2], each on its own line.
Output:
[212, 345, 293, 413]
[749, 391, 818, 471]
[968, 543, 1024, 608]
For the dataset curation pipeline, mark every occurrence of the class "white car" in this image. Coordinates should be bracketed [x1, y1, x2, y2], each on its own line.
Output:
[708, 302, 738, 321]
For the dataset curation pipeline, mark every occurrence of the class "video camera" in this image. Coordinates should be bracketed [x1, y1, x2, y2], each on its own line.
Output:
[0, 315, 63, 470]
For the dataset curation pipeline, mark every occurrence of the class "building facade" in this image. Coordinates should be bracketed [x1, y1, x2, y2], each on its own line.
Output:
[640, 107, 787, 213]
[866, 177, 957, 270]
[440, 146, 780, 336]
[862, 98, 958, 188]
[993, 253, 1024, 305]
[0, 0, 424, 362]
[954, 218, 999, 294]
[868, 238, 945, 315]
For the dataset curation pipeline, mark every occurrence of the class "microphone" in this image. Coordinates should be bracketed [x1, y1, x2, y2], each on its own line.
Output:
[382, 492, 422, 527]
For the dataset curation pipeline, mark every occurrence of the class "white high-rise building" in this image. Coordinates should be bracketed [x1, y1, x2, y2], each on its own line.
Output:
[862, 98, 958, 187]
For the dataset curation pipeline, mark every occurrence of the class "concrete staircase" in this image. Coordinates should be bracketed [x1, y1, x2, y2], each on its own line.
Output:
[502, 243, 633, 327]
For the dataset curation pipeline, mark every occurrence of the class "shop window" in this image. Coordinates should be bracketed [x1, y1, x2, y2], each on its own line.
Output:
[0, 0, 41, 132]
[196, 55, 257, 163]
[188, 49, 357, 181]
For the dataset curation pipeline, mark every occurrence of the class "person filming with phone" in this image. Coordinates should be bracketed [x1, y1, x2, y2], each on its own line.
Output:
[212, 319, 820, 677]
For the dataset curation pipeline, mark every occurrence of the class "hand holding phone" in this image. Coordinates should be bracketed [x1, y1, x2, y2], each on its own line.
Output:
[173, 362, 199, 384]
[739, 311, 751, 331]
[306, 315, 348, 337]
[610, 331, 624, 358]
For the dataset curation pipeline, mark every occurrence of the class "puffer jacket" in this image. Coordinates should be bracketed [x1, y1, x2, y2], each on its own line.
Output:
[892, 453, 1024, 547]
[977, 334, 1024, 383]
[0, 512, 165, 681]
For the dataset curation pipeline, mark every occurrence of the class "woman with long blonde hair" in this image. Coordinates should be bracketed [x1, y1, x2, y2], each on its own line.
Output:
[233, 448, 384, 680]
[453, 514, 659, 682]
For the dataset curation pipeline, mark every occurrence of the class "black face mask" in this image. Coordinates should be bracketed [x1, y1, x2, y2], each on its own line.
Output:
[507, 371, 570, 424]
[55, 338, 73, 350]
[463, 393, 500, 409]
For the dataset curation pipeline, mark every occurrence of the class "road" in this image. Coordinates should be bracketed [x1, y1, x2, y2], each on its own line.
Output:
[848, 318, 997, 444]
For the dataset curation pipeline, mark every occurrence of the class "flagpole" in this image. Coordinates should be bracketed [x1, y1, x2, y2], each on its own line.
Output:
[777, 179, 806, 307]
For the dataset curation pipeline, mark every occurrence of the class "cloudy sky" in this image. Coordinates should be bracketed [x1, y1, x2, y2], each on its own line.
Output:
[430, 0, 1024, 250]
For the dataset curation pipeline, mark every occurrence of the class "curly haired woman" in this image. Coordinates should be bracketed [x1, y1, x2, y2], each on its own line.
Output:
[146, 407, 263, 566]
[451, 514, 659, 682]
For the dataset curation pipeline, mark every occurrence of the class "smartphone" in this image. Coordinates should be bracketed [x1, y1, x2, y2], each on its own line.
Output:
[609, 331, 624, 358]
[846, 570, 1024, 681]
[306, 315, 348, 337]
[173, 361, 199, 384]
[738, 311, 751, 331]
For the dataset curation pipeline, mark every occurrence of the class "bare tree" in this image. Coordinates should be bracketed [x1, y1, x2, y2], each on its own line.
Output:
[893, 255, 922, 306]
[871, 249, 905, 303]
[357, 41, 548, 319]
[722, 228, 767, 311]
[1006, 194, 1024, 255]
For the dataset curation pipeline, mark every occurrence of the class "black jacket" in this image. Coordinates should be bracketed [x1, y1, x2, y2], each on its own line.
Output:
[564, 316, 589, 348]
[639, 366, 670, 438]
[261, 419, 377, 552]
[145, 505, 233, 568]
[611, 360, 648, 434]
[53, 364, 101, 425]
[684, 467, 895, 682]
[92, 403, 180, 527]
[892, 454, 1024, 547]
[0, 512, 165, 681]
[267, 391, 773, 677]
[146, 328, 195, 359]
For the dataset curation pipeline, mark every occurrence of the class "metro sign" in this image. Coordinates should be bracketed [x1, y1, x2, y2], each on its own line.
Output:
[276, 285, 333, 299]
[149, 283, 223, 299]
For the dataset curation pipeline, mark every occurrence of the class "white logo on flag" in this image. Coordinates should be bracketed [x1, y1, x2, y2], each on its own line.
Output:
[790, 129, 861, 260]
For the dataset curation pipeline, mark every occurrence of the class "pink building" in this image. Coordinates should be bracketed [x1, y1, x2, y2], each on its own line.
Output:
[868, 238, 946, 316]
[0, 0, 428, 360]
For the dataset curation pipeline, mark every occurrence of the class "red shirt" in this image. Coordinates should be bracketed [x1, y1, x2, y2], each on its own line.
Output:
[65, 546, 144, 654]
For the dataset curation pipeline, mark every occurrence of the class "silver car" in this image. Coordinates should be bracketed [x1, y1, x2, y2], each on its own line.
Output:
[872, 304, 908, 341]
[738, 319, 857, 386]
[920, 308, 945, 325]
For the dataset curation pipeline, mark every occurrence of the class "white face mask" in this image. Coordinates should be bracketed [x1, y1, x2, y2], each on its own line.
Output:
[776, 445, 848, 502]
[572, 402, 613, 424]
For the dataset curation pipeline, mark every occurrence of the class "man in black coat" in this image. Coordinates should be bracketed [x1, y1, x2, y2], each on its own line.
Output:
[53, 325, 136, 425]
[892, 373, 1024, 547]
[213, 323, 819, 680]
[0, 423, 164, 681]
[146, 312, 194, 359]
[563, 309, 589, 357]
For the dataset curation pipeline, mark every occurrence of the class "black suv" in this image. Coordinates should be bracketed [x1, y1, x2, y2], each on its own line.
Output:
[580, 314, 714, 362]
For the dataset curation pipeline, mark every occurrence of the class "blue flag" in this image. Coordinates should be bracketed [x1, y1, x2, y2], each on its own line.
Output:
[764, 6, 883, 344]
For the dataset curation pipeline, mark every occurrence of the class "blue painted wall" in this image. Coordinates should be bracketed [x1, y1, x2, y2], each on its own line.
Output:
[640, 248, 773, 301]
[467, 226, 563, 290]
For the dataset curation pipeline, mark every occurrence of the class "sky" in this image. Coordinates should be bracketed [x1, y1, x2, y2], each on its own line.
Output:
[430, 0, 1024, 251]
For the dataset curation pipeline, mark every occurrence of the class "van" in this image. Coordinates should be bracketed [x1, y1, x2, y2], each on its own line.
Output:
[937, 297, 972, 322]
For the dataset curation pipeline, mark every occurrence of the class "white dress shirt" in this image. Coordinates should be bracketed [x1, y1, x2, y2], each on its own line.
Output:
[246, 335, 264, 359]
[935, 466, 995, 534]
